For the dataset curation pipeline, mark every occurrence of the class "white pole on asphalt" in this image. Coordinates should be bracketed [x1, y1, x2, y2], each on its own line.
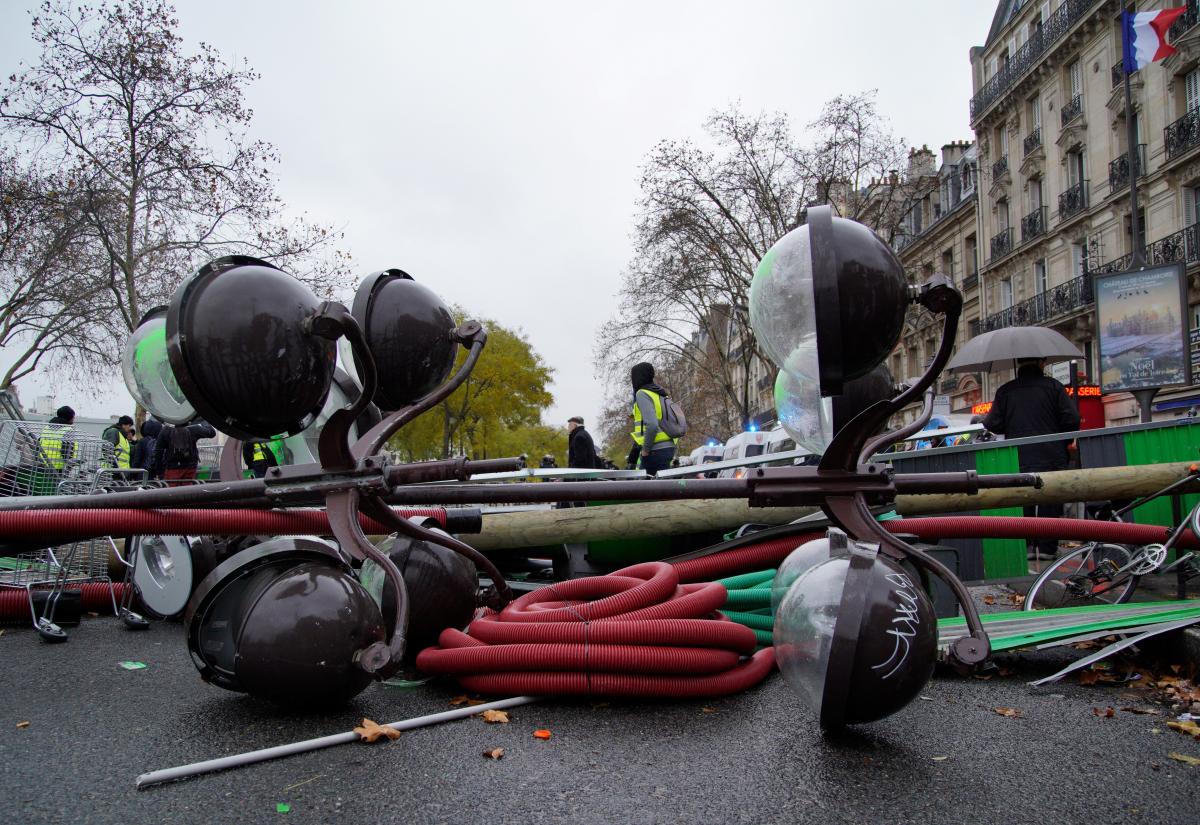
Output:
[135, 695, 539, 789]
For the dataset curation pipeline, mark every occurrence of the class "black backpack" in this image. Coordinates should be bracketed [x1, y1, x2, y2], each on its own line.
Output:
[165, 425, 195, 465]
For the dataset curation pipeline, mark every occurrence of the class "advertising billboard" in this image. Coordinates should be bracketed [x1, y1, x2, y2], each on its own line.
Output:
[1094, 263, 1191, 393]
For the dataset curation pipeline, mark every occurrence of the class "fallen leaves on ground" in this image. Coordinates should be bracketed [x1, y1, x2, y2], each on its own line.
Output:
[1092, 707, 1115, 718]
[482, 748, 505, 760]
[533, 729, 552, 740]
[1167, 720, 1200, 739]
[1168, 752, 1200, 766]
[449, 695, 487, 707]
[1120, 707, 1159, 715]
[701, 707, 717, 714]
[15, 721, 29, 729]
[982, 595, 996, 605]
[480, 710, 510, 724]
[993, 707, 1023, 718]
[353, 719, 400, 743]
[930, 755, 949, 762]
[1009, 593, 1025, 607]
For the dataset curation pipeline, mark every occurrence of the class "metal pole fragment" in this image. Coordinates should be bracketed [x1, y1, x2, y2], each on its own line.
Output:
[135, 695, 538, 789]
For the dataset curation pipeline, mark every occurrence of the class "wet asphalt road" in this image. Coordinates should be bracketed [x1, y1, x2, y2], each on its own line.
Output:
[1, 615, 1199, 825]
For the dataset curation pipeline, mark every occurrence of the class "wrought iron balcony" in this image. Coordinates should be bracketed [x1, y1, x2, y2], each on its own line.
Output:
[1111, 62, 1124, 90]
[1060, 93, 1083, 127]
[1023, 128, 1042, 157]
[1021, 206, 1047, 242]
[1058, 180, 1088, 221]
[992, 154, 1009, 179]
[980, 275, 1094, 333]
[1087, 221, 1200, 276]
[962, 271, 979, 292]
[1108, 144, 1146, 194]
[1165, 106, 1200, 160]
[1170, 0, 1199, 42]
[990, 227, 1014, 261]
[969, 0, 1103, 122]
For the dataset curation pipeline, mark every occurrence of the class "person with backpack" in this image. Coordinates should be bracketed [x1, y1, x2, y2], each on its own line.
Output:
[152, 419, 216, 484]
[629, 362, 686, 476]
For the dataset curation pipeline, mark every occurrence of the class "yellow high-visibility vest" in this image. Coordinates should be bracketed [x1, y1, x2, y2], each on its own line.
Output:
[109, 429, 131, 469]
[251, 443, 268, 463]
[39, 425, 70, 470]
[630, 389, 674, 447]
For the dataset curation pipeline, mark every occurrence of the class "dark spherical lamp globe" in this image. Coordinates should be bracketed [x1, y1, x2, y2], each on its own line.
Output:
[750, 206, 908, 398]
[166, 256, 337, 441]
[773, 534, 937, 728]
[351, 269, 457, 410]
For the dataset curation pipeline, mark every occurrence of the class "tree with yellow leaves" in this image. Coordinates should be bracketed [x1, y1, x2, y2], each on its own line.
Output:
[388, 312, 558, 462]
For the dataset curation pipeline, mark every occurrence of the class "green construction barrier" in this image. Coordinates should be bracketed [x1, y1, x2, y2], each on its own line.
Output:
[1121, 422, 1200, 527]
[974, 445, 1027, 579]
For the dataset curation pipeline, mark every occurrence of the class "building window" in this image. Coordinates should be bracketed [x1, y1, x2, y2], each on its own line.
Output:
[1028, 93, 1041, 131]
[1066, 149, 1085, 186]
[1069, 59, 1083, 100]
[1187, 67, 1200, 115]
[962, 163, 974, 192]
[1029, 177, 1043, 210]
[942, 248, 954, 276]
[1034, 258, 1048, 294]
[998, 198, 1010, 230]
[1124, 208, 1147, 254]
[1000, 277, 1013, 309]
[1184, 184, 1200, 227]
[1071, 239, 1089, 278]
[965, 235, 978, 275]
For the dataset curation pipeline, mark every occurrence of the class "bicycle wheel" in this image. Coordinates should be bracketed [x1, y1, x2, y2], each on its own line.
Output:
[1024, 543, 1138, 610]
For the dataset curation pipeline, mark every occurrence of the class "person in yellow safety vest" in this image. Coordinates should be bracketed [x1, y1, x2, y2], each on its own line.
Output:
[629, 362, 676, 476]
[39, 405, 77, 472]
[102, 415, 136, 469]
[242, 439, 279, 478]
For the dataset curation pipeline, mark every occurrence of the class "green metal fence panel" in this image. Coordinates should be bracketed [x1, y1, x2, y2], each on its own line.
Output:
[1121, 422, 1200, 527]
[974, 446, 1027, 578]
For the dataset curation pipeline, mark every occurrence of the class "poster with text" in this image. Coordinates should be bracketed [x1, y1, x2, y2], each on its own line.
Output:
[1095, 264, 1190, 393]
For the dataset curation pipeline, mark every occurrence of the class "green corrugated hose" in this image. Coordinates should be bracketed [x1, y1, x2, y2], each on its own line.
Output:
[717, 569, 1200, 651]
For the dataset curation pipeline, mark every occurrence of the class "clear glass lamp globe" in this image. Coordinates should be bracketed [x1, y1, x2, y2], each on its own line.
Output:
[121, 311, 195, 424]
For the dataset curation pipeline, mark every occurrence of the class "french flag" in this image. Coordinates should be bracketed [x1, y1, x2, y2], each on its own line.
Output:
[1123, 7, 1188, 73]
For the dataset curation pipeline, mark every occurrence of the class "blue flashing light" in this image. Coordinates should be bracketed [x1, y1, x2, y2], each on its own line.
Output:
[748, 423, 757, 432]
[708, 439, 717, 446]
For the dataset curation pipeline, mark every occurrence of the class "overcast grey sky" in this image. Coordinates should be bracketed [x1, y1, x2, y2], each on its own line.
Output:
[0, 0, 996, 431]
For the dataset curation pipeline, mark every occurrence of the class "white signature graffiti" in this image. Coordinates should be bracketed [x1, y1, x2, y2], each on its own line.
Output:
[870, 572, 922, 680]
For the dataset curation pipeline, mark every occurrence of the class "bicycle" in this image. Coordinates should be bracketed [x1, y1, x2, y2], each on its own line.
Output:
[1024, 464, 1200, 610]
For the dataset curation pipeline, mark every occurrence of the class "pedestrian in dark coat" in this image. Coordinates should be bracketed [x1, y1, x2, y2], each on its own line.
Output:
[983, 358, 1081, 558]
[567, 416, 599, 469]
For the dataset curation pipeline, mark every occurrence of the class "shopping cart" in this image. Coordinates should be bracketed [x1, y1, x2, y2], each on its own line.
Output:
[0, 421, 148, 641]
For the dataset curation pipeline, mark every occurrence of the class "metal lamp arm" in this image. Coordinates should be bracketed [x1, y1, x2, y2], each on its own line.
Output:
[353, 322, 487, 461]
[307, 302, 380, 471]
[860, 389, 935, 463]
[359, 495, 513, 610]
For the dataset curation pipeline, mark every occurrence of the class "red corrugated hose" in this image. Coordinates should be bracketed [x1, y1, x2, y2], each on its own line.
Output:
[416, 561, 777, 698]
[0, 507, 447, 539]
[0, 582, 128, 621]
[672, 516, 1200, 582]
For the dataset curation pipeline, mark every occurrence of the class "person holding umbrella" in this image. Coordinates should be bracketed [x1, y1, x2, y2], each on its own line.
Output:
[983, 357, 1080, 559]
[946, 326, 1085, 561]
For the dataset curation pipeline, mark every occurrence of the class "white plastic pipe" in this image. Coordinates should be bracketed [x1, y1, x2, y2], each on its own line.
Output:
[136, 695, 538, 789]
